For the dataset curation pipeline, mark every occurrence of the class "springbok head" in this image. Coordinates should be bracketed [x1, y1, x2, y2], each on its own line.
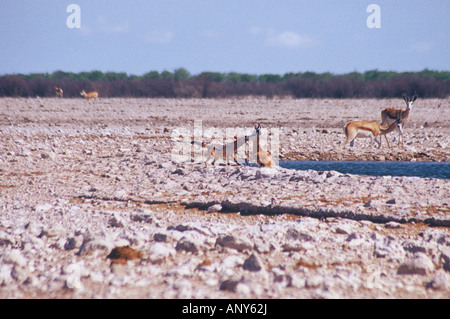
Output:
[402, 91, 417, 109]
[254, 123, 261, 136]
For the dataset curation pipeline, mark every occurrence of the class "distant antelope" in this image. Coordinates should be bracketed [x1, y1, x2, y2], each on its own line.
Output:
[55, 87, 63, 98]
[80, 90, 99, 99]
[250, 123, 275, 167]
[341, 114, 404, 149]
[380, 91, 417, 148]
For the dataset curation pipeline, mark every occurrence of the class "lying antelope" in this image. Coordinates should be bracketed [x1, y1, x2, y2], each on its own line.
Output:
[341, 114, 403, 149]
[191, 133, 252, 166]
[249, 123, 275, 167]
[55, 87, 63, 98]
[380, 91, 417, 148]
[80, 90, 99, 99]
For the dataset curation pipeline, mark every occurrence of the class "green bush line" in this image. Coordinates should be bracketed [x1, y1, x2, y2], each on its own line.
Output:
[1, 68, 449, 98]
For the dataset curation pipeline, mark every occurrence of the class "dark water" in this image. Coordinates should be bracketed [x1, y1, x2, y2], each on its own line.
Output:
[279, 161, 450, 180]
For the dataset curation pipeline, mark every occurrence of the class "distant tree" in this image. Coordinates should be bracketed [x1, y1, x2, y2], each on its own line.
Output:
[225, 72, 256, 83]
[142, 71, 160, 79]
[197, 72, 225, 82]
[258, 74, 282, 83]
[104, 72, 128, 81]
[160, 70, 174, 81]
[286, 77, 319, 98]
[363, 69, 380, 81]
[28, 76, 50, 97]
[0, 68, 449, 98]
[0, 75, 28, 96]
[51, 70, 75, 80]
[345, 71, 364, 81]
[87, 70, 104, 81]
[301, 71, 319, 79]
[173, 68, 191, 81]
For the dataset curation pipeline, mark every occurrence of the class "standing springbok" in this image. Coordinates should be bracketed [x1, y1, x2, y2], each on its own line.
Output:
[380, 91, 417, 148]
[80, 90, 99, 99]
[341, 114, 404, 149]
[55, 87, 63, 98]
[250, 123, 275, 167]
[191, 133, 253, 166]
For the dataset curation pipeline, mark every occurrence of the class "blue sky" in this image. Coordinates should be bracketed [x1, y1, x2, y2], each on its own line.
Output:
[0, 0, 449, 76]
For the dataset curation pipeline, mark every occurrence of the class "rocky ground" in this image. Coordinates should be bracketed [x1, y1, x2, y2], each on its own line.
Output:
[0, 97, 449, 299]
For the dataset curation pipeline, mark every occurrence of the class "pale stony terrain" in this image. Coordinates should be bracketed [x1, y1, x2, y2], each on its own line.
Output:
[0, 97, 449, 299]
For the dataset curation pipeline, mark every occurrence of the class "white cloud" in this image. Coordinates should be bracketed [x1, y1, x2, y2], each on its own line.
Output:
[78, 25, 93, 36]
[105, 23, 129, 34]
[250, 27, 315, 49]
[249, 26, 264, 36]
[97, 16, 130, 34]
[411, 41, 431, 53]
[266, 31, 314, 48]
[201, 30, 219, 39]
[142, 30, 174, 44]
